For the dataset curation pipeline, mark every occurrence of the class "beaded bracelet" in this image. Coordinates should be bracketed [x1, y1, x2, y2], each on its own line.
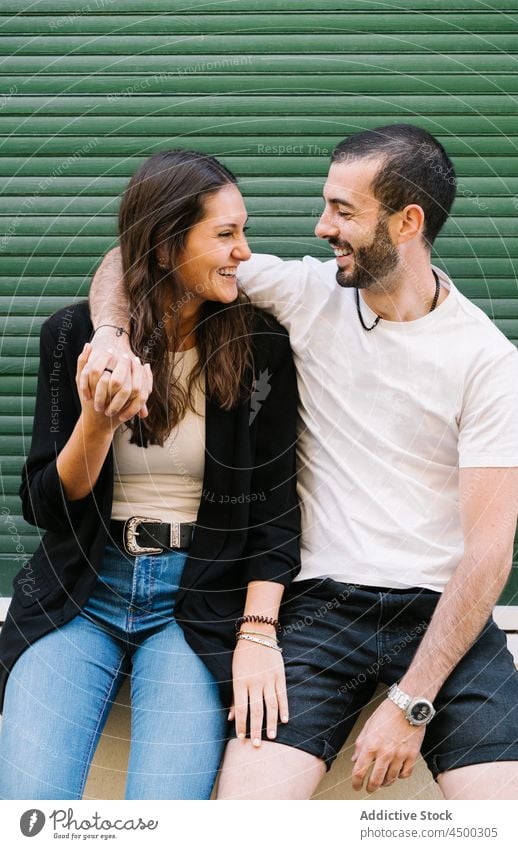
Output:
[236, 614, 281, 633]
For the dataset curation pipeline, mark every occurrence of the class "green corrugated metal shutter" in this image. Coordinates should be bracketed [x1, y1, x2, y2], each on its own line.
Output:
[1, 1, 517, 601]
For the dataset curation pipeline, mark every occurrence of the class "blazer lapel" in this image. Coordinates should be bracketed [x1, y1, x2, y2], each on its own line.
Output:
[176, 393, 236, 602]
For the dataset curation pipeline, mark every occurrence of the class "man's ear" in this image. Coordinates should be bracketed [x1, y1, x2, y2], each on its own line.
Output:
[392, 204, 425, 244]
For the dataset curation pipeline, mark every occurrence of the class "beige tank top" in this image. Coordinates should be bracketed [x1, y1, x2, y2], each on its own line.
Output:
[111, 347, 205, 524]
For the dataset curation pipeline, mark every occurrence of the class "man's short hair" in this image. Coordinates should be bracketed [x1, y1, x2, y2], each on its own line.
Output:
[331, 124, 457, 246]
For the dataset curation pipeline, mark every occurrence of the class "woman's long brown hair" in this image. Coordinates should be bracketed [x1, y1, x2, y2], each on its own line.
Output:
[118, 150, 254, 447]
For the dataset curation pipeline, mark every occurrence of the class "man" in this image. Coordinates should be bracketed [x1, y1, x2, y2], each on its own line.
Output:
[85, 124, 518, 799]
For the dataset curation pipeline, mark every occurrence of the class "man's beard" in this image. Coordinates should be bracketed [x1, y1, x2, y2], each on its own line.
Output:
[334, 217, 400, 291]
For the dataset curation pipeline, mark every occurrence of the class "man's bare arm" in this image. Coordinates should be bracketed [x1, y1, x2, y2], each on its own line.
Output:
[84, 247, 151, 420]
[89, 247, 130, 330]
[85, 249, 300, 418]
[399, 466, 518, 699]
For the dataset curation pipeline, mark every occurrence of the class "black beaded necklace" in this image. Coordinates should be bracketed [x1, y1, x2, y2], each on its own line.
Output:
[355, 269, 441, 331]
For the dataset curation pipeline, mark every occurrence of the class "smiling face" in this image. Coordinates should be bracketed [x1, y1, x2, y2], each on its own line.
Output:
[315, 158, 401, 291]
[173, 183, 251, 304]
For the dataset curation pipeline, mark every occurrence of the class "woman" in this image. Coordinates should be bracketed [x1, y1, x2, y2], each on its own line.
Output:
[0, 150, 300, 799]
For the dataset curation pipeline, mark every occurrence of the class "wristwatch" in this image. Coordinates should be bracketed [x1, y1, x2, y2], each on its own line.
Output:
[388, 683, 436, 726]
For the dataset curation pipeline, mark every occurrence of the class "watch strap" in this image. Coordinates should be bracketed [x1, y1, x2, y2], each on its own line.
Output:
[388, 683, 412, 711]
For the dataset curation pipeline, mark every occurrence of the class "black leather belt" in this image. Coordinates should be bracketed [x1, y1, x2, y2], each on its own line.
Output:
[110, 517, 195, 556]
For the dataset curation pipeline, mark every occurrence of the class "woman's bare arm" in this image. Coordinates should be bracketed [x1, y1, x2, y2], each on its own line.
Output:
[231, 580, 289, 746]
[56, 344, 119, 500]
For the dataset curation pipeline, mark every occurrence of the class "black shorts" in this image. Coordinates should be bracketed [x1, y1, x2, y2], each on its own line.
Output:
[235, 578, 518, 779]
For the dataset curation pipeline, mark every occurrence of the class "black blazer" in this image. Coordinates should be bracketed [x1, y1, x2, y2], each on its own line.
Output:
[0, 301, 300, 711]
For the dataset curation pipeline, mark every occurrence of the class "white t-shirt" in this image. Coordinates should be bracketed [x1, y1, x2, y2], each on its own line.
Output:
[111, 347, 205, 524]
[238, 254, 518, 592]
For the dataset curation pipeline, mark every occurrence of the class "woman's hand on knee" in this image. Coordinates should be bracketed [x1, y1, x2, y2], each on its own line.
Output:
[229, 639, 289, 747]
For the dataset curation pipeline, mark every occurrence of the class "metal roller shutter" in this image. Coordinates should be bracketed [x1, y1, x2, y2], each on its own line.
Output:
[1, 1, 517, 602]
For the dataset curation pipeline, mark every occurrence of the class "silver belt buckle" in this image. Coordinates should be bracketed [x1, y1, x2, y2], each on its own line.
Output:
[123, 516, 163, 555]
[170, 522, 181, 549]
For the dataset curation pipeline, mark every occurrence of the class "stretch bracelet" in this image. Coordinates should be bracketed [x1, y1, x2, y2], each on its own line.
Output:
[92, 324, 130, 339]
[236, 633, 283, 653]
[236, 614, 281, 633]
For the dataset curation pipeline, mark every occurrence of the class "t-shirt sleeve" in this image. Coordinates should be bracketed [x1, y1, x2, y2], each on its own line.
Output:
[458, 345, 518, 468]
[237, 252, 313, 326]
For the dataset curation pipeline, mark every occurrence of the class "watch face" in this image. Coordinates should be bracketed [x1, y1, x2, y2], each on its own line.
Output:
[409, 701, 433, 724]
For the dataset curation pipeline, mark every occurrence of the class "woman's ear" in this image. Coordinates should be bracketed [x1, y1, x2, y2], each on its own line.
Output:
[156, 249, 169, 270]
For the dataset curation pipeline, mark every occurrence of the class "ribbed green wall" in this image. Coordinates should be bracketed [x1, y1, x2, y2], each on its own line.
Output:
[1, 1, 517, 601]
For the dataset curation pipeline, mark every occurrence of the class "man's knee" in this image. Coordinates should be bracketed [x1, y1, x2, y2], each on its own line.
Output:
[438, 761, 518, 800]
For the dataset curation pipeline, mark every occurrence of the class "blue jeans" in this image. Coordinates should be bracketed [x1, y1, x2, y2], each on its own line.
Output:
[0, 542, 227, 800]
